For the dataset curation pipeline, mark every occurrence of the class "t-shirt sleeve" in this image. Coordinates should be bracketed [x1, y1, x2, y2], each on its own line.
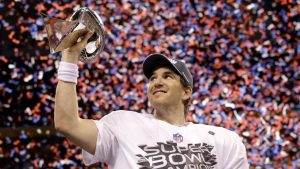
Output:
[223, 131, 249, 169]
[82, 113, 119, 166]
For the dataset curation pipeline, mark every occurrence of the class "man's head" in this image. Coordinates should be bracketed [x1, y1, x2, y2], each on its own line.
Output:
[142, 53, 193, 115]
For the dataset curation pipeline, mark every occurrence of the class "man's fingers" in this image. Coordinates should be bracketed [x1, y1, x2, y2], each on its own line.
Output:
[76, 30, 94, 48]
[58, 28, 90, 50]
[70, 28, 90, 43]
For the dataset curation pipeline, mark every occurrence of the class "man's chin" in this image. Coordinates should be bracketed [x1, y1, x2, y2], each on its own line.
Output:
[150, 100, 168, 109]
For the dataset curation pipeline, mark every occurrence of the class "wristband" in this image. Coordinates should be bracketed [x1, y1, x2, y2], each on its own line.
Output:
[57, 61, 79, 84]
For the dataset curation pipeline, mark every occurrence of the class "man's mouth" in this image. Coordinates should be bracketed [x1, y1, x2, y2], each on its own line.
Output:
[153, 90, 166, 95]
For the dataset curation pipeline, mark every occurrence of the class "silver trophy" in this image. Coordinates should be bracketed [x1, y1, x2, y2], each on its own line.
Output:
[41, 7, 105, 62]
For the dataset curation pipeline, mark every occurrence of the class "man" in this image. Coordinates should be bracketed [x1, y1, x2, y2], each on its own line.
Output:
[54, 28, 249, 168]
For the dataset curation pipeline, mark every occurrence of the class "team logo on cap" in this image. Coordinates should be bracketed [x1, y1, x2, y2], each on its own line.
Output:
[173, 133, 183, 143]
[168, 58, 177, 64]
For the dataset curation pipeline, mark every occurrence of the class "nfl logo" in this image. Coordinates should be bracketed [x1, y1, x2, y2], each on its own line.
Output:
[168, 58, 177, 64]
[173, 133, 183, 143]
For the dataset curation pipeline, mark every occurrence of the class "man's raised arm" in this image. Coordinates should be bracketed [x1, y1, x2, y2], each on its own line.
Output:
[54, 29, 98, 155]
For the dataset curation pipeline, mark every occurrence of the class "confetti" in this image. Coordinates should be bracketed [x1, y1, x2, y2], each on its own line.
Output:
[0, 0, 299, 168]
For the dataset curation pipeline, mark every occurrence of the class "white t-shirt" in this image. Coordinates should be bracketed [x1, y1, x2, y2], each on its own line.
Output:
[82, 110, 249, 169]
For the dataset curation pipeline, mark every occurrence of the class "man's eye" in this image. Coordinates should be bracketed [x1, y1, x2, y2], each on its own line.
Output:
[150, 76, 156, 81]
[165, 75, 173, 79]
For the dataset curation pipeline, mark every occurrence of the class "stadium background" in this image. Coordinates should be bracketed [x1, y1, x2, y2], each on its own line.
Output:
[0, 0, 299, 168]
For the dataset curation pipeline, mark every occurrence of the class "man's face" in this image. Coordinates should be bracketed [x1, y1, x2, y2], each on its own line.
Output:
[147, 67, 189, 109]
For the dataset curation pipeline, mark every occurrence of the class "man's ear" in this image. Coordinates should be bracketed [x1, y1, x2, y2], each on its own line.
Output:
[182, 87, 192, 101]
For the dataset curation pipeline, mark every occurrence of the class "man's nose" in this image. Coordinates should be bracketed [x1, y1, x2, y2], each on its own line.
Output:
[153, 76, 163, 87]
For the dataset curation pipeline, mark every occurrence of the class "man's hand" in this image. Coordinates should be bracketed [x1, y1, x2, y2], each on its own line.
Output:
[61, 28, 94, 64]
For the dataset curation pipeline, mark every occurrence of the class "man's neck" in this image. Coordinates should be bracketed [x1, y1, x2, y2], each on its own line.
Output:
[154, 106, 187, 126]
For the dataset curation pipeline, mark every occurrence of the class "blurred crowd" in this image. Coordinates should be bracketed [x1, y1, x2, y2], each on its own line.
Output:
[0, 0, 299, 168]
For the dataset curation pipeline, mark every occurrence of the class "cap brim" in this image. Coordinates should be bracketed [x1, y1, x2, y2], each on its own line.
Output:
[143, 53, 177, 79]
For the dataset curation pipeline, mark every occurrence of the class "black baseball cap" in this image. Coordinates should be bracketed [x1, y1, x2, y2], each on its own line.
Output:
[142, 53, 193, 87]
